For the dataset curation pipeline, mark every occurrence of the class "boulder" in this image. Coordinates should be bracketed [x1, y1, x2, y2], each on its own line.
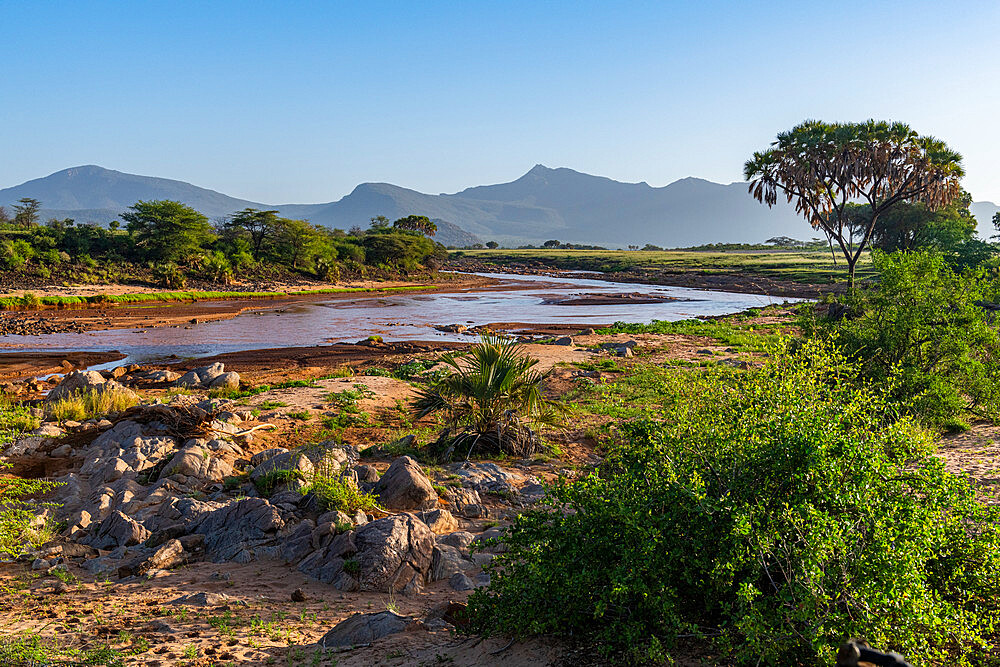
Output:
[250, 448, 288, 467]
[46, 370, 106, 403]
[250, 450, 314, 483]
[418, 508, 458, 535]
[87, 510, 150, 549]
[194, 498, 285, 563]
[209, 372, 241, 391]
[430, 544, 472, 581]
[374, 456, 438, 510]
[117, 539, 186, 578]
[168, 592, 230, 606]
[173, 363, 226, 389]
[437, 530, 476, 550]
[319, 611, 411, 648]
[352, 513, 434, 593]
[159, 441, 233, 481]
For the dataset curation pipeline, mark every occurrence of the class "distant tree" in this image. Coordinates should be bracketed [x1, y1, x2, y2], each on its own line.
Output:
[542, 239, 561, 249]
[860, 190, 978, 253]
[224, 208, 282, 260]
[0, 206, 10, 225]
[274, 218, 320, 269]
[764, 236, 805, 247]
[369, 215, 390, 230]
[121, 200, 214, 262]
[349, 225, 365, 237]
[12, 198, 41, 228]
[393, 215, 437, 237]
[993, 211, 1000, 239]
[486, 241, 499, 249]
[109, 220, 120, 231]
[641, 244, 663, 251]
[745, 120, 964, 286]
[627, 245, 639, 251]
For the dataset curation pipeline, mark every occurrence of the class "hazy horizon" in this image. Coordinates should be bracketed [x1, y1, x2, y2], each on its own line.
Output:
[3, 1, 999, 204]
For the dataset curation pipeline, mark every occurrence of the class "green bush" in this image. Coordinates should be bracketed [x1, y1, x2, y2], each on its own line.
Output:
[310, 473, 378, 514]
[467, 340, 1000, 665]
[815, 250, 1000, 426]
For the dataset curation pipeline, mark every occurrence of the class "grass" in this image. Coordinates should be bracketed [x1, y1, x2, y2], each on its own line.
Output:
[597, 316, 789, 351]
[209, 378, 319, 399]
[451, 247, 873, 284]
[45, 387, 139, 421]
[0, 284, 439, 311]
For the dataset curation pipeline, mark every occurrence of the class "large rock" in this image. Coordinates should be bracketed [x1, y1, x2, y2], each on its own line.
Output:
[352, 513, 434, 593]
[84, 420, 177, 474]
[297, 513, 434, 594]
[430, 544, 473, 581]
[374, 456, 438, 510]
[174, 363, 226, 389]
[158, 440, 233, 481]
[46, 371, 136, 404]
[194, 498, 285, 563]
[117, 539, 186, 578]
[319, 611, 411, 648]
[250, 450, 314, 483]
[418, 508, 458, 535]
[208, 372, 240, 391]
[86, 511, 150, 549]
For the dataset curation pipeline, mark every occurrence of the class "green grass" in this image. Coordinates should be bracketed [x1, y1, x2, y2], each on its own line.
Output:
[597, 317, 788, 351]
[451, 248, 873, 284]
[210, 378, 319, 399]
[0, 284, 438, 311]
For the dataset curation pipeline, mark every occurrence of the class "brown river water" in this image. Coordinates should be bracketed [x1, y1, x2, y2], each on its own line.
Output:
[1, 273, 799, 369]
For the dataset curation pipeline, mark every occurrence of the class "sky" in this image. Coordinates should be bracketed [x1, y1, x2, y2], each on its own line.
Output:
[2, 1, 999, 204]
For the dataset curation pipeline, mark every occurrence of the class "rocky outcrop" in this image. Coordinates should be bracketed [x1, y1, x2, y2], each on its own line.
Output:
[174, 363, 227, 389]
[85, 510, 150, 549]
[418, 508, 458, 534]
[374, 456, 438, 510]
[117, 538, 187, 578]
[158, 440, 233, 482]
[194, 498, 285, 563]
[297, 513, 434, 594]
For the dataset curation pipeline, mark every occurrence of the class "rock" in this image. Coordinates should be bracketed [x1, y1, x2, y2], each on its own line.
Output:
[600, 341, 637, 358]
[319, 611, 411, 648]
[250, 448, 288, 466]
[418, 508, 458, 535]
[449, 572, 475, 591]
[553, 336, 574, 345]
[250, 450, 314, 483]
[430, 544, 472, 581]
[46, 370, 106, 403]
[167, 592, 230, 606]
[434, 324, 468, 334]
[132, 369, 180, 383]
[82, 555, 118, 576]
[194, 498, 284, 563]
[173, 363, 225, 389]
[577, 328, 596, 336]
[50, 443, 73, 458]
[437, 531, 476, 550]
[374, 456, 438, 510]
[291, 588, 307, 602]
[353, 464, 380, 484]
[118, 539, 186, 578]
[32, 424, 65, 438]
[209, 372, 241, 391]
[86, 511, 150, 549]
[351, 513, 434, 593]
[104, 457, 130, 483]
[159, 441, 233, 481]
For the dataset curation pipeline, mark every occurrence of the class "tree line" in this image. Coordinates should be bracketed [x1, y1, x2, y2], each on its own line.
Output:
[0, 200, 445, 284]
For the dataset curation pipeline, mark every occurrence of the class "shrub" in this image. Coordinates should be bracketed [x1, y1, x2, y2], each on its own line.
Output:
[310, 472, 378, 514]
[151, 262, 187, 288]
[467, 340, 1000, 665]
[411, 335, 557, 458]
[814, 250, 1000, 426]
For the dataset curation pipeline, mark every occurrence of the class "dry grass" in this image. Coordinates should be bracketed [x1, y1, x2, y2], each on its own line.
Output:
[45, 387, 139, 421]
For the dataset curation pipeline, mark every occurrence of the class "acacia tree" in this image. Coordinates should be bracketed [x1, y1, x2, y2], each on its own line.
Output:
[744, 120, 964, 286]
[224, 208, 281, 260]
[393, 214, 437, 237]
[121, 200, 213, 262]
[12, 198, 40, 228]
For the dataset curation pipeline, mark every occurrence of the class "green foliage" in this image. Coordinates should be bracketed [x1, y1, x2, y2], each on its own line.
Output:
[599, 316, 780, 350]
[45, 387, 139, 421]
[121, 199, 214, 262]
[1, 403, 63, 557]
[815, 250, 1000, 426]
[412, 335, 556, 458]
[468, 341, 1000, 665]
[253, 469, 304, 496]
[310, 474, 378, 514]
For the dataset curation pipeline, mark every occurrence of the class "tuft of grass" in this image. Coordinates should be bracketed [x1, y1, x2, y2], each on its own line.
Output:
[45, 387, 139, 421]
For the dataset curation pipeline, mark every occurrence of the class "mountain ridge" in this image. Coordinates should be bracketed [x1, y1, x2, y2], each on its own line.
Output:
[2, 165, 996, 248]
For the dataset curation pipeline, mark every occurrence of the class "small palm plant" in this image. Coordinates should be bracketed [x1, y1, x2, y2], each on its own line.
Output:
[412, 335, 556, 459]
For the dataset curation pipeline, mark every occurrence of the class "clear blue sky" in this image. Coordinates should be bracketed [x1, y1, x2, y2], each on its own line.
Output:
[2, 1, 998, 203]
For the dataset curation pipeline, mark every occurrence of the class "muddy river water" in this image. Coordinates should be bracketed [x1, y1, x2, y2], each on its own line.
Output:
[2, 273, 799, 367]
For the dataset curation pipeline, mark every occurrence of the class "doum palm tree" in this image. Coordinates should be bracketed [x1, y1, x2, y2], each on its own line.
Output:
[411, 335, 556, 459]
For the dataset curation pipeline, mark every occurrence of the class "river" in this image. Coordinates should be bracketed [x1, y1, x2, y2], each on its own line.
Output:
[2, 273, 798, 367]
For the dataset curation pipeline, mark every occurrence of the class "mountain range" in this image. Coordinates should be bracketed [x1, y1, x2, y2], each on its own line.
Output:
[2, 165, 997, 248]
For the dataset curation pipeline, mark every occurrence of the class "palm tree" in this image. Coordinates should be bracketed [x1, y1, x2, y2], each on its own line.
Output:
[412, 335, 556, 459]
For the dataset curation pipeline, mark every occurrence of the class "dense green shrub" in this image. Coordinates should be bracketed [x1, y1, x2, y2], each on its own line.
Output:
[815, 250, 1000, 427]
[468, 341, 1000, 665]
[1, 404, 61, 557]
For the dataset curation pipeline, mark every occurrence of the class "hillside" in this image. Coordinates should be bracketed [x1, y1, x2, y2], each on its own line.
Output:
[2, 165, 997, 248]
